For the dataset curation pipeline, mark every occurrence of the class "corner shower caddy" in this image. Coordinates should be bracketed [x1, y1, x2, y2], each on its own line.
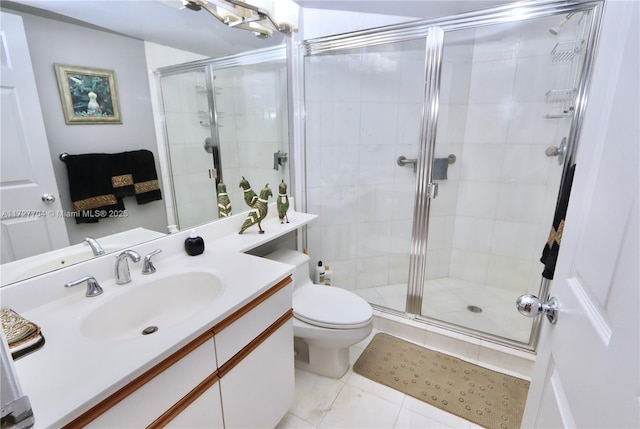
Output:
[544, 39, 584, 118]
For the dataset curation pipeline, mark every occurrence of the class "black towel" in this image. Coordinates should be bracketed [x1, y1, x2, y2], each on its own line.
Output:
[540, 164, 576, 279]
[126, 150, 162, 204]
[62, 153, 126, 223]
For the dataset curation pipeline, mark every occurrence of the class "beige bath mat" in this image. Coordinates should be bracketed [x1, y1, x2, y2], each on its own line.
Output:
[353, 333, 529, 429]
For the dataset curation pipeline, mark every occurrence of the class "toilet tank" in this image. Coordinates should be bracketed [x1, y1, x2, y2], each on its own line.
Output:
[263, 249, 313, 288]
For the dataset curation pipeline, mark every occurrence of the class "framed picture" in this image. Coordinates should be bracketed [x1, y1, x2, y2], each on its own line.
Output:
[54, 64, 122, 124]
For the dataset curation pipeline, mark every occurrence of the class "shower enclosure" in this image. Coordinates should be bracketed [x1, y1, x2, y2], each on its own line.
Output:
[156, 47, 290, 230]
[301, 1, 603, 349]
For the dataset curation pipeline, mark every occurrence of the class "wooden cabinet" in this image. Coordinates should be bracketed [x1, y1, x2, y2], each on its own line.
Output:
[63, 276, 294, 429]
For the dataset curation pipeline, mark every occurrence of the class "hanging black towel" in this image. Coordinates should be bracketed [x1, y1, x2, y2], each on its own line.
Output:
[62, 153, 126, 223]
[126, 150, 162, 204]
[540, 164, 576, 279]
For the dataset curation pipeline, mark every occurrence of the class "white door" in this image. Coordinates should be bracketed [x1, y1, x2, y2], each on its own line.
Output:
[521, 2, 639, 428]
[0, 12, 68, 263]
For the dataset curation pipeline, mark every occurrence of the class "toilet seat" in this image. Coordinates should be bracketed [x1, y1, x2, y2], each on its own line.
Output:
[293, 284, 373, 329]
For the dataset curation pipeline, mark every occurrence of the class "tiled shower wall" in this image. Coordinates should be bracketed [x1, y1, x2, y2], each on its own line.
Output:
[306, 18, 574, 297]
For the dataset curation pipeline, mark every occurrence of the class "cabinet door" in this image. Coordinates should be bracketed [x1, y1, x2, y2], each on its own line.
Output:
[220, 319, 294, 429]
[85, 337, 216, 428]
[164, 382, 224, 428]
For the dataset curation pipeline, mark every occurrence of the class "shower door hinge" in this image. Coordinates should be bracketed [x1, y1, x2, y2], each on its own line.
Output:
[427, 182, 438, 199]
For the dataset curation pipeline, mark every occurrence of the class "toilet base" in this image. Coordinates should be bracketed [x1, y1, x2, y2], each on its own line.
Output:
[293, 337, 350, 378]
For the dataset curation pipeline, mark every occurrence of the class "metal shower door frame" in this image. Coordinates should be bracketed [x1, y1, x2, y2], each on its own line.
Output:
[298, 0, 605, 351]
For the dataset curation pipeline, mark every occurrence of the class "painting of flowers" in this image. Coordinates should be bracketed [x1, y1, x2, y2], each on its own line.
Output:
[54, 64, 122, 124]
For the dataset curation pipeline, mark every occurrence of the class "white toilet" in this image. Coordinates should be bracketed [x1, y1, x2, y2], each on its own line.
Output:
[264, 249, 373, 378]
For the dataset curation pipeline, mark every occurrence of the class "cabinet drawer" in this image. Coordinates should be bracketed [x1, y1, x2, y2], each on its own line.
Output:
[214, 276, 292, 366]
[66, 333, 216, 428]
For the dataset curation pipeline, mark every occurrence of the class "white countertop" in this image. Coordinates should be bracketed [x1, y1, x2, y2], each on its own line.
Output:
[1, 205, 316, 427]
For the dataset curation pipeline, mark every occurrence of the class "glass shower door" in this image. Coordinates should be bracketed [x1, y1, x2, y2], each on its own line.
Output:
[422, 12, 592, 343]
[160, 68, 219, 229]
[304, 38, 427, 313]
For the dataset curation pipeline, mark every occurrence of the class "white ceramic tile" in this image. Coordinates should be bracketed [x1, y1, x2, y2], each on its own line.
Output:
[359, 103, 399, 146]
[356, 255, 390, 289]
[356, 222, 392, 258]
[388, 255, 410, 286]
[319, 224, 358, 260]
[356, 183, 396, 222]
[458, 144, 505, 182]
[275, 413, 316, 429]
[452, 217, 494, 253]
[506, 101, 562, 144]
[440, 60, 472, 105]
[464, 103, 511, 144]
[396, 103, 423, 144]
[345, 371, 406, 406]
[321, 101, 361, 147]
[394, 407, 459, 428]
[490, 220, 538, 260]
[486, 255, 533, 291]
[319, 384, 401, 428]
[455, 182, 499, 219]
[495, 183, 546, 223]
[501, 143, 553, 184]
[468, 59, 517, 105]
[449, 250, 489, 284]
[289, 369, 345, 427]
[424, 249, 451, 280]
[358, 144, 398, 185]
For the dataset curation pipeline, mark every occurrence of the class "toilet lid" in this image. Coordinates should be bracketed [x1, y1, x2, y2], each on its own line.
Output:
[293, 285, 373, 329]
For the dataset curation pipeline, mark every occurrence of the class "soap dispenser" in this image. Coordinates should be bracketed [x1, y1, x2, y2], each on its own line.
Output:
[184, 230, 205, 256]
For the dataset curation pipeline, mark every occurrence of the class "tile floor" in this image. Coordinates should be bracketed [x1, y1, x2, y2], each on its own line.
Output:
[353, 277, 534, 343]
[276, 328, 530, 429]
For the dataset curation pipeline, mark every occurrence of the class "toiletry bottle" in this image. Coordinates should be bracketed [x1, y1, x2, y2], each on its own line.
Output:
[315, 261, 325, 284]
[184, 229, 205, 256]
[324, 265, 332, 286]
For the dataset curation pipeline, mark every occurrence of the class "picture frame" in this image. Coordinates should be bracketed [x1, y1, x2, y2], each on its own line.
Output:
[54, 63, 122, 124]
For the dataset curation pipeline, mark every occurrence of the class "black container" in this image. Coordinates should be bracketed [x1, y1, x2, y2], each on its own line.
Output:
[184, 230, 205, 256]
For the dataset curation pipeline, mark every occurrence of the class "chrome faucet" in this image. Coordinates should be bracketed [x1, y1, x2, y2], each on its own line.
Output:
[115, 250, 141, 284]
[65, 275, 103, 297]
[84, 236, 105, 256]
[142, 249, 162, 275]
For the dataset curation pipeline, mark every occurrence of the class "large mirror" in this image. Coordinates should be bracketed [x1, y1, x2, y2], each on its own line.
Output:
[0, 0, 290, 286]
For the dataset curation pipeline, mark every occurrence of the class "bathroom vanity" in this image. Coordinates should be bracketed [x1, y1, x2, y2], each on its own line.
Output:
[0, 204, 316, 428]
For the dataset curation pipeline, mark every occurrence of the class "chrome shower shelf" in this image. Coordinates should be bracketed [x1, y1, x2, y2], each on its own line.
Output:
[551, 39, 584, 62]
[545, 88, 577, 103]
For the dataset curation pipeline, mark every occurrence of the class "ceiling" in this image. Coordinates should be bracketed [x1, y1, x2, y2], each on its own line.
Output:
[2, 0, 509, 58]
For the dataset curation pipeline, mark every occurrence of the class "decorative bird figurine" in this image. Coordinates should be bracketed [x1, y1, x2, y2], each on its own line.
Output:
[239, 184, 272, 234]
[239, 176, 258, 208]
[217, 181, 232, 218]
[277, 179, 290, 224]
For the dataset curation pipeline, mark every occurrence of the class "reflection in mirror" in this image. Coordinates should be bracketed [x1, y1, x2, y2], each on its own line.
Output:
[0, 3, 290, 286]
[159, 55, 290, 229]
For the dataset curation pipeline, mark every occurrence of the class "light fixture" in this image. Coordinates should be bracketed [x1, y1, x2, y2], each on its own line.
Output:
[183, 0, 299, 38]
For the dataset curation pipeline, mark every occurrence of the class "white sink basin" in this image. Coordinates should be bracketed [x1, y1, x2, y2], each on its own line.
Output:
[81, 271, 224, 341]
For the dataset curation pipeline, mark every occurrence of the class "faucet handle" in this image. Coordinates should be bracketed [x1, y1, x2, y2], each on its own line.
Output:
[65, 276, 103, 297]
[142, 249, 162, 275]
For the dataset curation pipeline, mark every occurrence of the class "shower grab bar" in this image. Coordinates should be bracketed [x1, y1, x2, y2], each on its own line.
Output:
[396, 156, 417, 168]
[397, 154, 456, 168]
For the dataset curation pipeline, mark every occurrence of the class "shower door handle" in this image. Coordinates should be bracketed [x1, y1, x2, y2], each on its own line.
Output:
[516, 294, 559, 324]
